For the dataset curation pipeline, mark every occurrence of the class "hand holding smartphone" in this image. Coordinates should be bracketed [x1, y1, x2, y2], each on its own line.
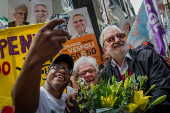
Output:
[52, 14, 71, 40]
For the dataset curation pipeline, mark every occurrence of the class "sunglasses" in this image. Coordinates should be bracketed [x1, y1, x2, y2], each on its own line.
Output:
[104, 33, 126, 44]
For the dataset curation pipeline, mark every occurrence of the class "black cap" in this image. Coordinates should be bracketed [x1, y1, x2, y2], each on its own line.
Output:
[51, 54, 74, 70]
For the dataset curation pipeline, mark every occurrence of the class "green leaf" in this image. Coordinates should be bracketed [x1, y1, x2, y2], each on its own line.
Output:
[150, 95, 167, 107]
[145, 84, 156, 95]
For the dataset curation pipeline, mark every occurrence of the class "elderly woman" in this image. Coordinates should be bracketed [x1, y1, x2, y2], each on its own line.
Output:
[70, 56, 99, 89]
[66, 56, 100, 113]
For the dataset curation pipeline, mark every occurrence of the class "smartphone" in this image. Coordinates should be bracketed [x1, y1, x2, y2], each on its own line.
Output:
[52, 14, 69, 31]
[52, 14, 70, 40]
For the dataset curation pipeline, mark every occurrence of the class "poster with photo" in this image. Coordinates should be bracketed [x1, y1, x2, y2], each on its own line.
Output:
[8, 0, 53, 27]
[8, 0, 31, 27]
[58, 7, 102, 64]
[30, 0, 52, 24]
[67, 7, 94, 39]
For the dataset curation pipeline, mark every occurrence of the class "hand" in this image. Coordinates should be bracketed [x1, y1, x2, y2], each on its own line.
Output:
[70, 75, 79, 89]
[65, 93, 79, 113]
[28, 19, 69, 63]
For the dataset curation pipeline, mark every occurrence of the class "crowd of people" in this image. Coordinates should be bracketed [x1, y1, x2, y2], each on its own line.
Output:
[11, 17, 170, 113]
[1, 2, 170, 113]
[8, 3, 49, 28]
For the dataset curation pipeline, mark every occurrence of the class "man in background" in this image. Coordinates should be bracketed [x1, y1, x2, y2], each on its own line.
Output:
[33, 3, 49, 23]
[71, 14, 88, 39]
[8, 4, 29, 27]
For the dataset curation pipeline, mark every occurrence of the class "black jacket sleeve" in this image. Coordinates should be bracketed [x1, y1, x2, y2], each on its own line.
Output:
[134, 45, 170, 113]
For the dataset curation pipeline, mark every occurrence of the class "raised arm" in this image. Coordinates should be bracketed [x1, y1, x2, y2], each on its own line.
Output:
[12, 19, 68, 113]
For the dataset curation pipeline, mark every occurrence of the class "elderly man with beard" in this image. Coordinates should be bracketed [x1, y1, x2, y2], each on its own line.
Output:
[12, 19, 74, 113]
[99, 25, 170, 113]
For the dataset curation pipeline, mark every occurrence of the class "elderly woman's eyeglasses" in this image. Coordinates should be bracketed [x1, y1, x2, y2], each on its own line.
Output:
[78, 68, 96, 77]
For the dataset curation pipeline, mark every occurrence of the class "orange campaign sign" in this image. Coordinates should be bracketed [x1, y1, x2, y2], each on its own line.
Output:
[61, 34, 102, 64]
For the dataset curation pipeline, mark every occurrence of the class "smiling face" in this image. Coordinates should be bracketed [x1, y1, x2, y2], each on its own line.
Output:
[103, 28, 128, 59]
[34, 4, 48, 23]
[46, 63, 71, 91]
[72, 14, 86, 35]
[78, 63, 97, 85]
[14, 8, 27, 24]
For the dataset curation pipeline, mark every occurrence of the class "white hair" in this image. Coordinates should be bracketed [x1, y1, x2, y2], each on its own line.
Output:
[99, 25, 122, 48]
[73, 56, 99, 75]
[34, 3, 47, 9]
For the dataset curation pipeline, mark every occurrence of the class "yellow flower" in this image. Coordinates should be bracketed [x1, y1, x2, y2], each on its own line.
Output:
[127, 90, 151, 112]
[101, 95, 118, 107]
[127, 103, 138, 113]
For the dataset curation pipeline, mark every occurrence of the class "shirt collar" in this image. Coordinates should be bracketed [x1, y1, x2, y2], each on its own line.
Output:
[111, 51, 132, 68]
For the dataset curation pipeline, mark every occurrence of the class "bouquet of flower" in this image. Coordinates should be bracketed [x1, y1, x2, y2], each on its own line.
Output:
[76, 74, 167, 113]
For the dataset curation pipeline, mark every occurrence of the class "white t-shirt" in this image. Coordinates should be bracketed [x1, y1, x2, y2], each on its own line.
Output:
[36, 86, 74, 113]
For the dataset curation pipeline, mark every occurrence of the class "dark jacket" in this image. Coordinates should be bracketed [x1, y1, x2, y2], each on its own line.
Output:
[101, 44, 170, 113]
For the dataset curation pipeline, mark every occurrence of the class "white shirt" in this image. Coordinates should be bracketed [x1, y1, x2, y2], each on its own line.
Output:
[36, 86, 74, 113]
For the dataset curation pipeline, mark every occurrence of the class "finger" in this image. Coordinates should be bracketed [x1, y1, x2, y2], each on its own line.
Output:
[66, 96, 74, 107]
[67, 101, 74, 107]
[49, 30, 70, 43]
[41, 19, 65, 31]
[72, 93, 78, 100]
[66, 106, 71, 113]
[50, 41, 64, 52]
[42, 30, 69, 40]
[50, 36, 67, 45]
[51, 29, 69, 37]
[40, 30, 68, 43]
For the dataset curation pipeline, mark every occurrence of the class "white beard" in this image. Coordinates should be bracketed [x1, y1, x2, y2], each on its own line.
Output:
[109, 43, 129, 59]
